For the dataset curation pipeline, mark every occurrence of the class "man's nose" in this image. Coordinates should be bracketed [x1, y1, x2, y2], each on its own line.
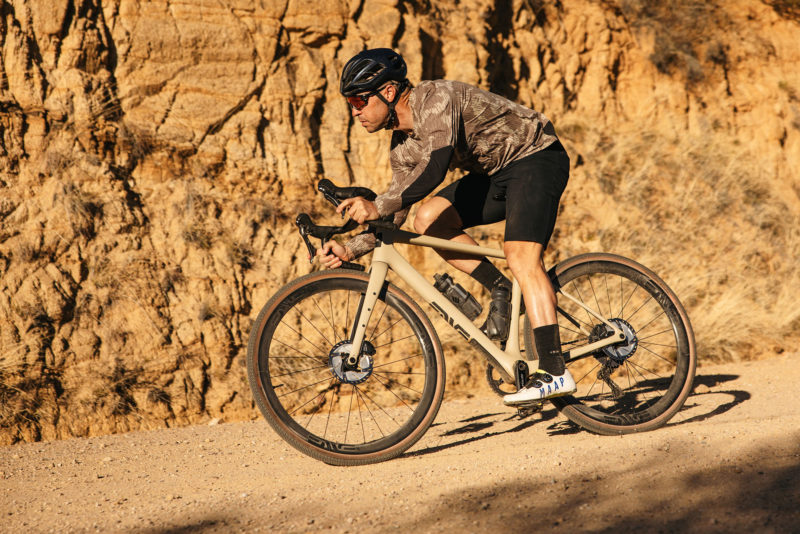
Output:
[351, 106, 361, 117]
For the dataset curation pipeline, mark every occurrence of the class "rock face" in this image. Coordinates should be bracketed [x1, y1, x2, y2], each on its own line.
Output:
[1, 0, 798, 443]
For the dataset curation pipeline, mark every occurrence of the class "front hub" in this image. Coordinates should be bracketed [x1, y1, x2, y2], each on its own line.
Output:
[329, 340, 376, 385]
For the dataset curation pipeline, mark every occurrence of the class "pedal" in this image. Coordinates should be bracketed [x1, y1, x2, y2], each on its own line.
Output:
[515, 401, 543, 418]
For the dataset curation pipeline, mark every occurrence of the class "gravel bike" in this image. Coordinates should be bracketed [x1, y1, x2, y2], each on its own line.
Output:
[247, 180, 696, 465]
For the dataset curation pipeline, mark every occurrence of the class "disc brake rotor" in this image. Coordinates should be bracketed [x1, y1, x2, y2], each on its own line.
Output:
[591, 318, 638, 366]
[329, 340, 376, 385]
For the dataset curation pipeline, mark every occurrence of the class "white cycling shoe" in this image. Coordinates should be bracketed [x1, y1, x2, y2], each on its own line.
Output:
[503, 369, 577, 406]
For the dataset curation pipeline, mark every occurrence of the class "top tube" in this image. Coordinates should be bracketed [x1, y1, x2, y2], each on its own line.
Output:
[378, 227, 505, 260]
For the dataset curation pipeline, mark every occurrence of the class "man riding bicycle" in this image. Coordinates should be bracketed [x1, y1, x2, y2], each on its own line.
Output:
[317, 48, 574, 405]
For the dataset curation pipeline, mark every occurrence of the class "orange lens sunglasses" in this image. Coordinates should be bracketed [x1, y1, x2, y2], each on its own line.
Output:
[346, 93, 374, 110]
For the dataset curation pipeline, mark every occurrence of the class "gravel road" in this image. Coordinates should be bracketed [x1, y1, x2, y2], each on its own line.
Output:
[2, 353, 799, 533]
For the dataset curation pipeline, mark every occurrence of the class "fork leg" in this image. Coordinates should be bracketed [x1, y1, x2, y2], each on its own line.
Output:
[346, 260, 389, 365]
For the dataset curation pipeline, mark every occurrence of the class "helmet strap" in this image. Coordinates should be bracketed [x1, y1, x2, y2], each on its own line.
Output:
[374, 80, 408, 130]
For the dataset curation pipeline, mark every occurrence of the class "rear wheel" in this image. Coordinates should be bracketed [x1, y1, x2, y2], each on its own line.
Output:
[529, 253, 696, 434]
[247, 270, 445, 465]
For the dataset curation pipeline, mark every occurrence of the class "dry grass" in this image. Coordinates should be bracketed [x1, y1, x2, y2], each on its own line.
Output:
[557, 125, 800, 362]
[618, 0, 730, 85]
[58, 182, 102, 238]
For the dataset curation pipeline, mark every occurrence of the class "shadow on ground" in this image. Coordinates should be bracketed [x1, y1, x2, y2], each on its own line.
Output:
[401, 441, 800, 533]
[408, 373, 750, 457]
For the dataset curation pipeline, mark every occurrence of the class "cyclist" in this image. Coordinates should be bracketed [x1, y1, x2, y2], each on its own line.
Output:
[317, 48, 575, 405]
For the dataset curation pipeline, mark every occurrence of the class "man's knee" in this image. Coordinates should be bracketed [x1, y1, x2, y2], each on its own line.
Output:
[504, 241, 545, 273]
[413, 198, 458, 235]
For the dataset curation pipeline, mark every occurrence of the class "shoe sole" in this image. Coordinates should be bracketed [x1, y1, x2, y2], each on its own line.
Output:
[503, 388, 577, 406]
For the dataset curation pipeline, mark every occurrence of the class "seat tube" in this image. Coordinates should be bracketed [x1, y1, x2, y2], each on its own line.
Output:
[347, 259, 389, 365]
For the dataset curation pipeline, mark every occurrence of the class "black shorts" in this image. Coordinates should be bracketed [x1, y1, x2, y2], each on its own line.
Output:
[435, 140, 570, 248]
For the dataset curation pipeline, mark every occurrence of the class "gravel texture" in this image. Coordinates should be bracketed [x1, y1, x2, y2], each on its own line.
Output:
[2, 354, 799, 533]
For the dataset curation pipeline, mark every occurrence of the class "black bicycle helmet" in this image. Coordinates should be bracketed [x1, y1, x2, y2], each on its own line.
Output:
[340, 49, 409, 129]
[339, 48, 407, 96]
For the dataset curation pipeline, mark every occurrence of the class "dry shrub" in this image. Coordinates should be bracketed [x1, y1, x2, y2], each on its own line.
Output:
[0, 377, 43, 441]
[58, 182, 102, 238]
[766, 0, 800, 19]
[559, 127, 799, 362]
[618, 0, 729, 85]
[180, 186, 220, 250]
[116, 121, 157, 165]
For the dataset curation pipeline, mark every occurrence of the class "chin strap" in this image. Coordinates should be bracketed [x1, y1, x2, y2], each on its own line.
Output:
[374, 80, 409, 130]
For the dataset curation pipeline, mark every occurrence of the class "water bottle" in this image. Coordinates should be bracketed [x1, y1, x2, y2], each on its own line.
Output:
[433, 273, 482, 320]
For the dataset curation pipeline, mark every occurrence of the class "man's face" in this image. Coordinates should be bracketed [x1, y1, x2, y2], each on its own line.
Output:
[347, 85, 392, 133]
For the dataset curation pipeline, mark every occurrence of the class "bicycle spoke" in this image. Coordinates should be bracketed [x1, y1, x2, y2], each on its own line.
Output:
[373, 333, 417, 349]
[292, 379, 335, 420]
[588, 275, 603, 321]
[635, 308, 668, 333]
[368, 301, 390, 341]
[271, 363, 331, 378]
[354, 385, 386, 438]
[619, 283, 638, 320]
[276, 320, 327, 358]
[355, 386, 367, 444]
[372, 353, 424, 370]
[371, 374, 416, 412]
[278, 375, 336, 399]
[372, 371, 424, 396]
[637, 327, 674, 342]
[296, 307, 333, 348]
[639, 340, 678, 349]
[624, 293, 654, 323]
[624, 360, 656, 407]
[310, 294, 337, 346]
[357, 386, 403, 429]
[571, 360, 602, 386]
[271, 338, 327, 365]
[344, 387, 354, 443]
[322, 385, 338, 439]
[637, 343, 677, 366]
[371, 317, 405, 343]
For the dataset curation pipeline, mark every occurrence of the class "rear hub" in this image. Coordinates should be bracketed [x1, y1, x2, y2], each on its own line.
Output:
[591, 318, 638, 367]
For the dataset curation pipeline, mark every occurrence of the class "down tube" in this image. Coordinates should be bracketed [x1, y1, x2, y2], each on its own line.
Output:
[375, 244, 519, 380]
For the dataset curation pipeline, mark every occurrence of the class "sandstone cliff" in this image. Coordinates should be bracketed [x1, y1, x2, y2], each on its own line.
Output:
[1, 0, 798, 443]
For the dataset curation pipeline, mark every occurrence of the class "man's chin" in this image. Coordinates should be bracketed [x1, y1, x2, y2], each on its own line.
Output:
[361, 121, 385, 133]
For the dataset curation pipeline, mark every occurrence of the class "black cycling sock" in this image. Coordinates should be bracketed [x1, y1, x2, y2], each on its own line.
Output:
[469, 258, 510, 292]
[534, 324, 565, 375]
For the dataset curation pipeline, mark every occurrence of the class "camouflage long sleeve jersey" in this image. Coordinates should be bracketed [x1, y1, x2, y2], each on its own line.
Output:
[346, 79, 558, 258]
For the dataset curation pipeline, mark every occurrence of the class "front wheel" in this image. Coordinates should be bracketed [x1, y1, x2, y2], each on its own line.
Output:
[534, 253, 696, 434]
[247, 270, 445, 465]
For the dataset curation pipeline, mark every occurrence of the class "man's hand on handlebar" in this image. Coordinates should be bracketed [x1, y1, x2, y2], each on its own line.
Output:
[316, 240, 353, 269]
[336, 197, 379, 224]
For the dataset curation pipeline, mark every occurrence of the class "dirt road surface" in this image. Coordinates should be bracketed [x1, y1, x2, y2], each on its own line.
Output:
[2, 353, 799, 533]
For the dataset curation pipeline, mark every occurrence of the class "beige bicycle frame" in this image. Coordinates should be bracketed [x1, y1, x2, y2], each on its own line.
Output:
[347, 229, 625, 384]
